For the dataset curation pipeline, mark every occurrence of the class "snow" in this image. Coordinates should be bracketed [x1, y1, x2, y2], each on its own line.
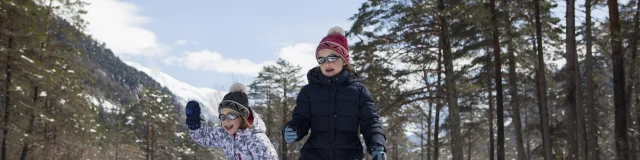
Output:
[68, 70, 75, 73]
[504, 118, 512, 126]
[20, 55, 34, 63]
[362, 63, 371, 71]
[85, 95, 119, 112]
[16, 86, 22, 92]
[123, 61, 224, 122]
[126, 119, 133, 125]
[101, 100, 118, 112]
[40, 91, 47, 97]
[90, 129, 96, 133]
[175, 132, 185, 138]
[59, 99, 66, 105]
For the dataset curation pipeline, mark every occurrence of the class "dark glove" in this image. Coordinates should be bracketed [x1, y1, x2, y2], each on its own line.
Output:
[185, 100, 202, 130]
[283, 125, 298, 143]
[372, 146, 386, 160]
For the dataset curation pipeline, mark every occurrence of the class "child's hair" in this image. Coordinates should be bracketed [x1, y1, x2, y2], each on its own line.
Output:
[344, 65, 357, 75]
[239, 117, 252, 129]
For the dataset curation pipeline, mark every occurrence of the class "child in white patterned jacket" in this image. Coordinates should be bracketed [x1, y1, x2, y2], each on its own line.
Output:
[185, 83, 278, 160]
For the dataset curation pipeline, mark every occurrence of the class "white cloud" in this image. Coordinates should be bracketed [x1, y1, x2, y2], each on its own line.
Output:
[175, 40, 199, 45]
[277, 43, 318, 72]
[163, 50, 273, 76]
[175, 39, 188, 45]
[164, 43, 319, 77]
[82, 0, 167, 58]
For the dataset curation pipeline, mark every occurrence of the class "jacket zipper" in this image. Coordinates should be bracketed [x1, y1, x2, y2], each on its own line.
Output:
[233, 134, 239, 160]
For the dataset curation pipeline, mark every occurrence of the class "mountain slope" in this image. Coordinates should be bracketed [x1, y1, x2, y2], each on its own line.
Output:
[123, 61, 224, 122]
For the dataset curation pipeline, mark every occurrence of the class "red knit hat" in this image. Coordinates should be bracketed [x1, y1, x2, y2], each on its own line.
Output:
[316, 26, 350, 64]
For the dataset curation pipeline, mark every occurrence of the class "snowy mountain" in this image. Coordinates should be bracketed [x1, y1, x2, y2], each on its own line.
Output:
[123, 61, 225, 122]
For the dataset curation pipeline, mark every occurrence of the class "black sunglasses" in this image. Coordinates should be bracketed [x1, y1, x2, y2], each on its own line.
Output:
[219, 113, 240, 121]
[317, 55, 340, 64]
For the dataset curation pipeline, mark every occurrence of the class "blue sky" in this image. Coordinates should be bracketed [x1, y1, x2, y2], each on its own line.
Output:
[82, 0, 365, 89]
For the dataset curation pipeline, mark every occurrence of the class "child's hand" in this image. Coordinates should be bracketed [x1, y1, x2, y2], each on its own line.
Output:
[372, 146, 386, 160]
[283, 126, 298, 143]
[185, 101, 202, 130]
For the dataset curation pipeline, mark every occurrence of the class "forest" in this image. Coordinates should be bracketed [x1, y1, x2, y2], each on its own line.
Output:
[1, 0, 640, 159]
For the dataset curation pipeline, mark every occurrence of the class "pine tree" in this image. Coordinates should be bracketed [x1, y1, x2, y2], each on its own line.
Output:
[607, 0, 629, 159]
[565, 0, 580, 159]
[249, 59, 303, 159]
[534, 0, 553, 159]
[583, 0, 600, 159]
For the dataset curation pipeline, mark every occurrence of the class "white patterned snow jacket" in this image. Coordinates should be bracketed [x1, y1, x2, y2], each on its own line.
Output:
[189, 111, 278, 160]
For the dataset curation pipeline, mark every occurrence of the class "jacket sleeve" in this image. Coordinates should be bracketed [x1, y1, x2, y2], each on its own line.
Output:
[250, 134, 279, 160]
[358, 85, 387, 154]
[284, 86, 311, 142]
[189, 124, 226, 148]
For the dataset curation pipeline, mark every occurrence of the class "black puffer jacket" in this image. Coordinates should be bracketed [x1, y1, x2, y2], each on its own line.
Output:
[285, 67, 386, 160]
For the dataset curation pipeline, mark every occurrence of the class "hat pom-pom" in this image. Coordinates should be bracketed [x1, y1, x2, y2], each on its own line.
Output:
[229, 83, 246, 93]
[327, 26, 345, 36]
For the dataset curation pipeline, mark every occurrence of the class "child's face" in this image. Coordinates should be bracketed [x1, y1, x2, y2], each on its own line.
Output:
[219, 108, 242, 135]
[317, 49, 345, 77]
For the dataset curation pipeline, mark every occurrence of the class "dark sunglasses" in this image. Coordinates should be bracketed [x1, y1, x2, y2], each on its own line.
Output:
[317, 55, 340, 64]
[219, 113, 240, 121]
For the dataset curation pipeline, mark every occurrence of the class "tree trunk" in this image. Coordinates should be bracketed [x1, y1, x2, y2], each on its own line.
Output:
[147, 118, 151, 160]
[281, 86, 288, 160]
[486, 41, 495, 160]
[607, 0, 629, 159]
[572, 0, 587, 157]
[421, 112, 425, 160]
[565, 0, 580, 159]
[52, 118, 57, 160]
[438, 0, 463, 159]
[467, 134, 472, 160]
[22, 86, 40, 160]
[151, 125, 155, 160]
[534, 0, 553, 159]
[490, 0, 505, 159]
[503, 0, 526, 158]
[584, 0, 600, 159]
[266, 88, 273, 139]
[19, 115, 35, 160]
[394, 139, 399, 160]
[524, 103, 531, 160]
[1, 36, 12, 160]
[433, 47, 443, 160]
[427, 95, 433, 160]
[627, 0, 640, 157]
[488, 74, 495, 160]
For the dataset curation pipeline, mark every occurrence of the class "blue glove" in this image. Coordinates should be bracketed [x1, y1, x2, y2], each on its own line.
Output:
[372, 146, 386, 160]
[283, 126, 298, 143]
[185, 101, 202, 130]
